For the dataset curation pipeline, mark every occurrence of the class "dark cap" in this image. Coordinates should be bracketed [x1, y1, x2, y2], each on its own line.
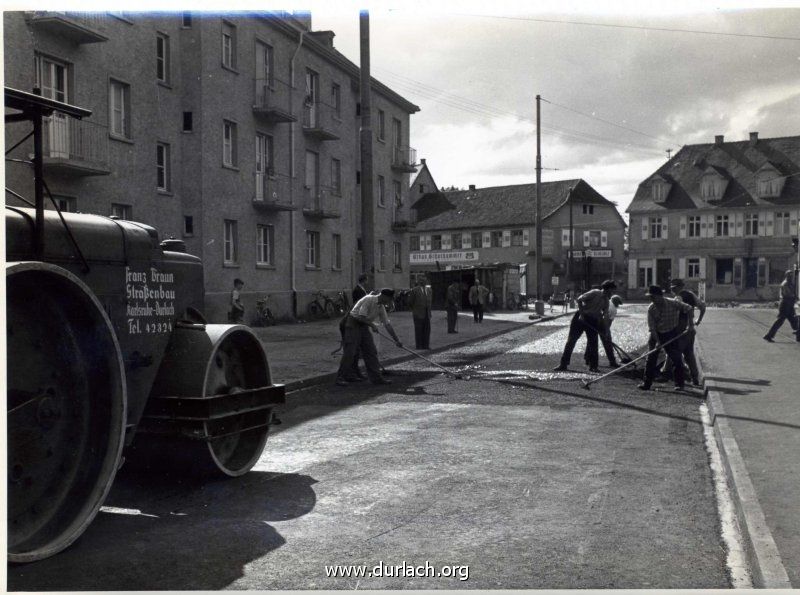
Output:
[358, 273, 368, 283]
[610, 295, 623, 306]
[645, 285, 664, 297]
[670, 278, 685, 288]
[600, 279, 617, 290]
[379, 288, 395, 298]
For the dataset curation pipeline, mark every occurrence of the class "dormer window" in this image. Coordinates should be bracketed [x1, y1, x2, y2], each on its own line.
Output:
[651, 179, 670, 203]
[755, 162, 785, 198]
[701, 178, 721, 199]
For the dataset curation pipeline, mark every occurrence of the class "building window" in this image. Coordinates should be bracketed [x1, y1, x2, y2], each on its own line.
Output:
[758, 176, 781, 198]
[393, 241, 402, 270]
[715, 214, 730, 237]
[378, 240, 386, 271]
[182, 111, 193, 132]
[511, 230, 524, 246]
[182, 12, 192, 27]
[35, 54, 68, 103]
[331, 158, 341, 195]
[109, 79, 131, 139]
[223, 120, 238, 167]
[716, 258, 734, 284]
[184, 215, 194, 236]
[332, 233, 342, 270]
[431, 234, 442, 250]
[637, 260, 654, 288]
[377, 175, 385, 207]
[452, 233, 463, 249]
[156, 33, 170, 83]
[582, 204, 594, 215]
[305, 150, 319, 198]
[649, 216, 662, 239]
[221, 22, 236, 69]
[687, 215, 701, 238]
[377, 109, 385, 140]
[331, 83, 341, 119]
[255, 41, 273, 87]
[156, 142, 171, 191]
[588, 230, 602, 247]
[306, 230, 320, 267]
[775, 212, 791, 236]
[410, 235, 420, 251]
[652, 182, 668, 203]
[255, 133, 274, 196]
[491, 230, 503, 247]
[393, 118, 402, 147]
[687, 257, 701, 279]
[393, 180, 402, 208]
[471, 232, 482, 249]
[701, 178, 720, 199]
[744, 213, 759, 237]
[53, 195, 76, 213]
[257, 224, 274, 265]
[111, 203, 132, 220]
[224, 219, 238, 264]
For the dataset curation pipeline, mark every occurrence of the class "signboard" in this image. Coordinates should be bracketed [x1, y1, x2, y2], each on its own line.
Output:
[569, 249, 612, 258]
[410, 250, 479, 264]
[542, 228, 554, 256]
[551, 276, 559, 286]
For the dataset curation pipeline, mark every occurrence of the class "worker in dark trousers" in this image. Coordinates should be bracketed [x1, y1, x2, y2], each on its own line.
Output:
[340, 273, 370, 379]
[554, 279, 616, 373]
[407, 274, 432, 349]
[598, 295, 623, 368]
[669, 278, 706, 386]
[638, 285, 694, 392]
[446, 281, 461, 333]
[763, 269, 799, 342]
[336, 289, 402, 386]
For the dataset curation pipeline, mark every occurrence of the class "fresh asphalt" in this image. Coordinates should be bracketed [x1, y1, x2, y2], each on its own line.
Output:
[7, 307, 732, 590]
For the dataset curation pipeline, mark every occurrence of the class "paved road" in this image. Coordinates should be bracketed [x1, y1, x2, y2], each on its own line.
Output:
[8, 307, 730, 590]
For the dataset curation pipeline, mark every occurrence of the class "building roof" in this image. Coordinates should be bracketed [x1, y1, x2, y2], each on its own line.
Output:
[411, 178, 623, 231]
[410, 159, 437, 190]
[627, 134, 800, 213]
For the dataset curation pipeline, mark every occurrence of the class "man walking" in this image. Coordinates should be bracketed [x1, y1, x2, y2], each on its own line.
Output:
[446, 280, 461, 333]
[352, 273, 369, 305]
[468, 279, 490, 323]
[229, 278, 245, 323]
[336, 289, 402, 386]
[670, 278, 706, 386]
[554, 279, 616, 373]
[638, 285, 694, 392]
[408, 275, 432, 349]
[763, 270, 799, 342]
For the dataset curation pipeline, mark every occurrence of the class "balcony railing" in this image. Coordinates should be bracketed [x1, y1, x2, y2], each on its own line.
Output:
[391, 200, 415, 231]
[253, 77, 296, 123]
[391, 145, 417, 173]
[253, 171, 296, 211]
[42, 115, 110, 176]
[302, 185, 341, 219]
[302, 101, 341, 141]
[27, 12, 109, 44]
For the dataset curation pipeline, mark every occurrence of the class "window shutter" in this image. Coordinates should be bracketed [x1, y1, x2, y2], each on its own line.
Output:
[442, 233, 451, 250]
[699, 257, 706, 279]
[600, 231, 608, 247]
[583, 230, 590, 247]
[522, 229, 530, 246]
[791, 209, 798, 233]
[758, 257, 767, 287]
[706, 214, 715, 238]
[680, 216, 687, 239]
[562, 228, 570, 247]
[679, 258, 686, 279]
[502, 230, 511, 247]
[700, 215, 708, 238]
[642, 218, 648, 240]
[628, 258, 637, 289]
[735, 212, 744, 238]
[482, 231, 491, 248]
[758, 212, 766, 237]
[765, 211, 774, 237]
[462, 234, 471, 249]
[662, 218, 668, 239]
[423, 235, 431, 251]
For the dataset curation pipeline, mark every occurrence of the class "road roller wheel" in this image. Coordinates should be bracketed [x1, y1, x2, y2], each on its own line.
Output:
[7, 263, 126, 563]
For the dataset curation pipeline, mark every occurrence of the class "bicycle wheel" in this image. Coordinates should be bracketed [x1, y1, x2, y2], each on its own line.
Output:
[308, 301, 322, 319]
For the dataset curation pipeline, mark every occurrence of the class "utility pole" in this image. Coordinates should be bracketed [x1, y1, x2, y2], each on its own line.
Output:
[567, 187, 573, 289]
[534, 95, 544, 314]
[359, 11, 375, 285]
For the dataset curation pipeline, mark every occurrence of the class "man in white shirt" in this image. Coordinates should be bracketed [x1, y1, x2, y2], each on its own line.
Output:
[337, 289, 402, 386]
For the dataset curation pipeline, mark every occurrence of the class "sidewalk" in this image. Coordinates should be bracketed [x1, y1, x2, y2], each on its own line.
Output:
[251, 307, 571, 389]
[695, 307, 799, 588]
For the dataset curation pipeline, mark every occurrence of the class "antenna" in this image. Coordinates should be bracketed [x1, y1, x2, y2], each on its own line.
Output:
[666, 148, 672, 160]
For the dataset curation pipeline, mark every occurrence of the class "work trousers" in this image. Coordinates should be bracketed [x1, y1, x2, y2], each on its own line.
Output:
[339, 315, 363, 377]
[560, 312, 600, 368]
[413, 315, 431, 349]
[765, 300, 799, 340]
[644, 329, 686, 388]
[599, 319, 618, 366]
[338, 317, 383, 382]
[446, 307, 458, 333]
[472, 304, 484, 323]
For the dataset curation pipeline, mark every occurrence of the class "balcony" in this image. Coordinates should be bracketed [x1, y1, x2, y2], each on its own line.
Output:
[253, 77, 296, 123]
[27, 12, 108, 44]
[302, 101, 340, 141]
[252, 172, 296, 212]
[391, 204, 415, 231]
[41, 115, 110, 176]
[391, 145, 417, 173]
[302, 185, 341, 219]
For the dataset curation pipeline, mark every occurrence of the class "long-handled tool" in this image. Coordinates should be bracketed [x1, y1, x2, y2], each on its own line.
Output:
[580, 317, 635, 365]
[376, 329, 467, 379]
[580, 329, 690, 390]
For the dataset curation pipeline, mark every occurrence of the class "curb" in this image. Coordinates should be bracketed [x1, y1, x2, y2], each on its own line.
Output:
[283, 311, 572, 394]
[695, 341, 792, 588]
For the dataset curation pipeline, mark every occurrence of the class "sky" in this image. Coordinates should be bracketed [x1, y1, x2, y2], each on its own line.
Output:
[308, 1, 800, 214]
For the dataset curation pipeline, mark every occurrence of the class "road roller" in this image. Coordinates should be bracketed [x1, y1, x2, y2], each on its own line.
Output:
[5, 87, 286, 562]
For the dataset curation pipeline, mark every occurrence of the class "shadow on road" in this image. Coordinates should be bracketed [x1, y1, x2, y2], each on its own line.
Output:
[7, 470, 318, 591]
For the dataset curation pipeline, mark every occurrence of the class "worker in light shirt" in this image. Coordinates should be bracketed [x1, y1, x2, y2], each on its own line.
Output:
[554, 279, 616, 373]
[598, 294, 623, 368]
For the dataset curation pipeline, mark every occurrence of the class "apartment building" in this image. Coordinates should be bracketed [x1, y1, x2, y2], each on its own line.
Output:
[3, 11, 419, 321]
[627, 133, 800, 301]
[409, 177, 627, 300]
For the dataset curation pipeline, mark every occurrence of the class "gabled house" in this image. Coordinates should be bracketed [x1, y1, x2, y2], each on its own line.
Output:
[626, 133, 800, 301]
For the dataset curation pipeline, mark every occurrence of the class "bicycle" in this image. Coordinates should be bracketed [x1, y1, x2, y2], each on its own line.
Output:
[253, 295, 276, 326]
[333, 290, 349, 315]
[308, 290, 338, 319]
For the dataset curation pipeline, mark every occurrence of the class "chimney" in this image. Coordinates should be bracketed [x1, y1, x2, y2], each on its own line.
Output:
[309, 30, 335, 48]
[469, 184, 476, 191]
[420, 158, 426, 165]
[749, 131, 759, 145]
[715, 135, 724, 145]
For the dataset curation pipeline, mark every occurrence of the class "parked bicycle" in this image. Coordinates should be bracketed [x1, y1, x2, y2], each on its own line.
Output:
[307, 290, 338, 319]
[505, 292, 529, 310]
[333, 290, 350, 315]
[253, 295, 276, 326]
